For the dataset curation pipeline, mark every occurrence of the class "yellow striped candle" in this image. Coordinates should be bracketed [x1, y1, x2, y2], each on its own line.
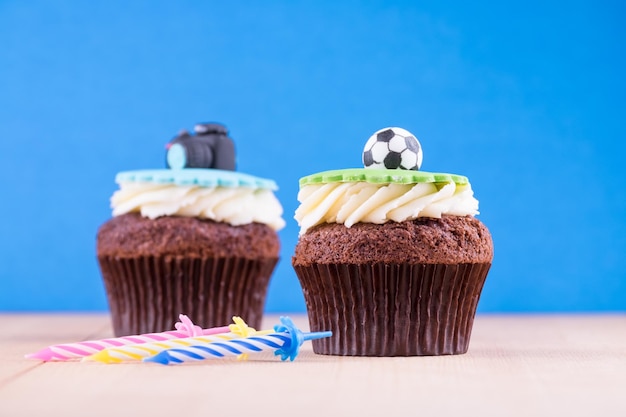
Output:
[85, 317, 269, 364]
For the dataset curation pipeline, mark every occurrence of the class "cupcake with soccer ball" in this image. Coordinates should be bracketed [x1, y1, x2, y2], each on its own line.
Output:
[97, 123, 285, 336]
[292, 127, 493, 356]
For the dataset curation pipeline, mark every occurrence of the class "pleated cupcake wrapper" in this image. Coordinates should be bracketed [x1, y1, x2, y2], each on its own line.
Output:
[98, 256, 278, 336]
[294, 262, 491, 356]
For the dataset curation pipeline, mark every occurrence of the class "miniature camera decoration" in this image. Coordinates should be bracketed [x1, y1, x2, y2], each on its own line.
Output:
[362, 127, 423, 171]
[166, 122, 236, 170]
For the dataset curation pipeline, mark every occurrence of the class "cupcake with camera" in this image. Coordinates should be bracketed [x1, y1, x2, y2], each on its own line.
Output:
[292, 127, 493, 356]
[97, 123, 285, 336]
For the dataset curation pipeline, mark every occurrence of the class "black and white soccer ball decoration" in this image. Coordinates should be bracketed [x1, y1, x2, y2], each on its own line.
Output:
[362, 127, 423, 171]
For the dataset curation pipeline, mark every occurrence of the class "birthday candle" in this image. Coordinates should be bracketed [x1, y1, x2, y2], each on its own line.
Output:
[86, 317, 267, 364]
[144, 316, 332, 365]
[26, 314, 234, 361]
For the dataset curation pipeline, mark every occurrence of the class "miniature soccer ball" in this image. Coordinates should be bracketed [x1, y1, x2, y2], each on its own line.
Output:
[362, 127, 423, 170]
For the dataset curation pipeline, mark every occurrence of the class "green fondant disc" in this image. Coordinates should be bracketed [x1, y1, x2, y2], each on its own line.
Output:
[116, 169, 278, 190]
[299, 168, 468, 186]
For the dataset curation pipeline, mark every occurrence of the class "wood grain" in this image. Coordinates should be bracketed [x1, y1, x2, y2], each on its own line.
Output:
[0, 314, 624, 417]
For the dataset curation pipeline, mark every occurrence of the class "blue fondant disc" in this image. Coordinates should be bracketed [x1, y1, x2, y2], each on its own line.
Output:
[115, 169, 278, 190]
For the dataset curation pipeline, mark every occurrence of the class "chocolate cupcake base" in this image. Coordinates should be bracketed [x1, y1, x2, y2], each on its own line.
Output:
[294, 262, 490, 356]
[98, 255, 278, 336]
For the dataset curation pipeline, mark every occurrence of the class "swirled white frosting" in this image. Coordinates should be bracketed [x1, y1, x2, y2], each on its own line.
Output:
[111, 182, 286, 231]
[295, 181, 478, 235]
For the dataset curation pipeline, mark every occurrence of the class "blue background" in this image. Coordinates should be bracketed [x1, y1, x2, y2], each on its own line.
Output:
[1, 1, 624, 313]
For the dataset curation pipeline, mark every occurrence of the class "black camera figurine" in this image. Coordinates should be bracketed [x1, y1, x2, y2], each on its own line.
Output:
[166, 122, 236, 170]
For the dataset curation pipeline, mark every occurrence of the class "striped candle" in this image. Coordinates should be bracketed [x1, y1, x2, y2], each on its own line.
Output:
[144, 316, 332, 365]
[25, 315, 236, 361]
[86, 322, 270, 364]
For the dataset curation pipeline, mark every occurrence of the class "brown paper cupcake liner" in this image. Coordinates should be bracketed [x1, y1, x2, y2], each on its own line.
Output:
[293, 262, 491, 356]
[98, 255, 278, 336]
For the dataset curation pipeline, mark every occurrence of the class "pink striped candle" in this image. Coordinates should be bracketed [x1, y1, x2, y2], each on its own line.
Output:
[25, 314, 235, 361]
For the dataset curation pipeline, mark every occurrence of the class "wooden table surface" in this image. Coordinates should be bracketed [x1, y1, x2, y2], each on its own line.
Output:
[0, 314, 624, 417]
